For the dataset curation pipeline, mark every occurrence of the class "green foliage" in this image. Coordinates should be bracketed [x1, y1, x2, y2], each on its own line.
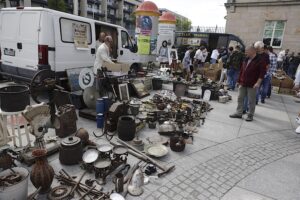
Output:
[48, 0, 66, 12]
[176, 18, 192, 31]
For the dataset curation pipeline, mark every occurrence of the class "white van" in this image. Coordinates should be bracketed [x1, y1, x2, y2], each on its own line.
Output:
[0, 7, 154, 82]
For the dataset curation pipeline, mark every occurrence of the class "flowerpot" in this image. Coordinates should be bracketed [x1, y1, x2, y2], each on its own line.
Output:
[117, 116, 136, 141]
[30, 149, 54, 194]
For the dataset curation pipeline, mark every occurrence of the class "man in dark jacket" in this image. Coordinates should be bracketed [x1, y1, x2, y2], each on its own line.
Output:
[226, 45, 244, 90]
[229, 46, 266, 121]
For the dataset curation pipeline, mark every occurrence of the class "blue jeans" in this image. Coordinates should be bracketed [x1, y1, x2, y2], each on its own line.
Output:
[210, 58, 217, 64]
[256, 74, 271, 102]
[227, 68, 240, 90]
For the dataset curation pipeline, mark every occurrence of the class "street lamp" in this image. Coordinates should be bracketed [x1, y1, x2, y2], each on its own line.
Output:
[9, 0, 20, 7]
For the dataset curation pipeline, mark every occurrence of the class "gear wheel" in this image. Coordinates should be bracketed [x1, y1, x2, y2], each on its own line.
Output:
[48, 185, 72, 200]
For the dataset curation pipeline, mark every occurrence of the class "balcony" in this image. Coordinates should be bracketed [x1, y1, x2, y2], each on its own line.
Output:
[107, 2, 118, 9]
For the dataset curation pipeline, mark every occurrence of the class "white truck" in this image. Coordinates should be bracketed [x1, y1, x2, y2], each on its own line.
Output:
[0, 7, 155, 82]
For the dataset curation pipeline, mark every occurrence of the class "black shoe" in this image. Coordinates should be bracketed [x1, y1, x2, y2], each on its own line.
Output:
[243, 111, 246, 114]
[229, 113, 242, 118]
[256, 101, 258, 105]
[245, 115, 253, 122]
[261, 99, 265, 104]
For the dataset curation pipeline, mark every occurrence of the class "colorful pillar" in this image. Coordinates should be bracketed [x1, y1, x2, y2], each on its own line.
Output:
[157, 11, 176, 55]
[134, 1, 160, 55]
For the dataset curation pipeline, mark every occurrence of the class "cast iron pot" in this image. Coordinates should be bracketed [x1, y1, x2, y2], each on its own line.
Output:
[0, 85, 30, 112]
[117, 116, 136, 141]
[170, 136, 185, 152]
[59, 136, 83, 165]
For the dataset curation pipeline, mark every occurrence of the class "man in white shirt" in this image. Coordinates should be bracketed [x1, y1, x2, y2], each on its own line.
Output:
[201, 48, 208, 63]
[277, 49, 289, 69]
[96, 32, 106, 51]
[194, 46, 203, 68]
[210, 48, 220, 64]
[94, 36, 114, 74]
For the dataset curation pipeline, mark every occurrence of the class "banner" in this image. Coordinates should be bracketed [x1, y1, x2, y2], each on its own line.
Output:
[137, 35, 151, 55]
[73, 23, 88, 49]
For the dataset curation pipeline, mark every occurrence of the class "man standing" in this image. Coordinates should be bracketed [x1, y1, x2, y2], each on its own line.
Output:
[94, 36, 114, 74]
[183, 47, 193, 81]
[210, 48, 220, 64]
[226, 45, 244, 90]
[257, 46, 277, 103]
[229, 46, 266, 121]
[96, 32, 106, 51]
[194, 46, 203, 69]
[277, 49, 289, 70]
[201, 47, 208, 64]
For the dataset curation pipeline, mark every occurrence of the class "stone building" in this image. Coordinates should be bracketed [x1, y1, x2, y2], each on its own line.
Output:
[1, 0, 143, 36]
[225, 0, 300, 52]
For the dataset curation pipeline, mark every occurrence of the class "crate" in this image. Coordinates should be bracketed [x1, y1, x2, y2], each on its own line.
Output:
[279, 87, 295, 96]
[271, 76, 281, 87]
[280, 76, 294, 89]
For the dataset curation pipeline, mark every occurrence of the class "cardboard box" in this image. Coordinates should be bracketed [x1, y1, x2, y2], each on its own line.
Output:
[103, 62, 131, 73]
[279, 87, 295, 96]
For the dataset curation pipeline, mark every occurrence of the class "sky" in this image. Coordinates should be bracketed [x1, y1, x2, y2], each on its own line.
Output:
[150, 0, 228, 27]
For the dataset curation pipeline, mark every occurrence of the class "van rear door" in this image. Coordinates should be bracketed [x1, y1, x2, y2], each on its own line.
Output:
[0, 11, 20, 75]
[18, 11, 41, 77]
[0, 10, 40, 79]
[53, 16, 95, 72]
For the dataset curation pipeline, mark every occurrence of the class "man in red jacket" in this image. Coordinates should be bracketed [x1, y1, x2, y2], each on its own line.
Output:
[229, 46, 266, 121]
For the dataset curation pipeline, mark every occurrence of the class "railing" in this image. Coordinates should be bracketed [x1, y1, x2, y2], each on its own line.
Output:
[191, 26, 225, 33]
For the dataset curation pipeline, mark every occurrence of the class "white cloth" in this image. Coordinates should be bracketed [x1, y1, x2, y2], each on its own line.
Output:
[93, 43, 113, 74]
[211, 49, 219, 60]
[202, 49, 208, 62]
[277, 50, 285, 62]
[194, 49, 203, 61]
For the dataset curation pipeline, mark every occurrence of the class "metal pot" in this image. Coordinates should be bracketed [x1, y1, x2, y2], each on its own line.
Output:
[0, 85, 30, 112]
[117, 116, 136, 141]
[59, 136, 83, 165]
[170, 136, 185, 152]
[158, 121, 176, 135]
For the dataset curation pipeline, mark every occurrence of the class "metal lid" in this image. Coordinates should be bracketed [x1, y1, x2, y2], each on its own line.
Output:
[62, 136, 81, 146]
[94, 159, 111, 169]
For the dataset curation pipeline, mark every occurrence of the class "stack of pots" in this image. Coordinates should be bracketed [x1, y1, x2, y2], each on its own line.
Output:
[96, 97, 110, 128]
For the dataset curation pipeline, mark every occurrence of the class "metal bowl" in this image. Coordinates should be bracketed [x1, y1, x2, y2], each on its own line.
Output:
[97, 144, 113, 153]
[144, 144, 168, 158]
[82, 149, 99, 164]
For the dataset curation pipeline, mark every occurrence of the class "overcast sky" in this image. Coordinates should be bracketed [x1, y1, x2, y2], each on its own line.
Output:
[151, 0, 227, 27]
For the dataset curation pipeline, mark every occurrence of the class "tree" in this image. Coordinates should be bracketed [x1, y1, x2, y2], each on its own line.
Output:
[48, 0, 66, 12]
[176, 18, 192, 31]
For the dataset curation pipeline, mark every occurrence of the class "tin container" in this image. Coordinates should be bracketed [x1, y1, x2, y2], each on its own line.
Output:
[96, 98, 104, 114]
[97, 113, 104, 128]
[59, 136, 83, 165]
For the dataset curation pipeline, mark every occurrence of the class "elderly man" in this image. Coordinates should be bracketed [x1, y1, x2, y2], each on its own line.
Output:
[229, 46, 266, 121]
[94, 36, 114, 74]
[96, 32, 106, 51]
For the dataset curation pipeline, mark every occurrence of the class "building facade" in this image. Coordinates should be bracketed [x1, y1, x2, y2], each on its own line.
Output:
[225, 0, 300, 52]
[1, 0, 143, 36]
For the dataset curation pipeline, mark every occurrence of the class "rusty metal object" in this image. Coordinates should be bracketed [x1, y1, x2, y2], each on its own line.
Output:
[75, 128, 96, 146]
[55, 170, 109, 199]
[114, 139, 175, 177]
[55, 104, 77, 138]
[30, 148, 54, 194]
[48, 186, 71, 200]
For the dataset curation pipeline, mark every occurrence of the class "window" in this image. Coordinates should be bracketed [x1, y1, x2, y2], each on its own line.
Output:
[263, 21, 285, 48]
[60, 18, 92, 44]
[121, 30, 133, 49]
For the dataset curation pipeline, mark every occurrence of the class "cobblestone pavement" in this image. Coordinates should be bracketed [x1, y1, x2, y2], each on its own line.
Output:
[128, 130, 300, 200]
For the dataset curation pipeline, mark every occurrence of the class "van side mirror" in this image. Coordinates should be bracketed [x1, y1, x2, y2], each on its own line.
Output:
[131, 44, 138, 53]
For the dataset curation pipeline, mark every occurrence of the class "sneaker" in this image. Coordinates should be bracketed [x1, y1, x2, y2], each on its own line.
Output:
[229, 113, 242, 118]
[261, 99, 265, 104]
[245, 115, 253, 122]
[243, 111, 247, 114]
[256, 100, 258, 105]
[296, 126, 300, 134]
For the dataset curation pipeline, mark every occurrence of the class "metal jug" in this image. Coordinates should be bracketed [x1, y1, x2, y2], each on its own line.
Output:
[115, 173, 124, 193]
